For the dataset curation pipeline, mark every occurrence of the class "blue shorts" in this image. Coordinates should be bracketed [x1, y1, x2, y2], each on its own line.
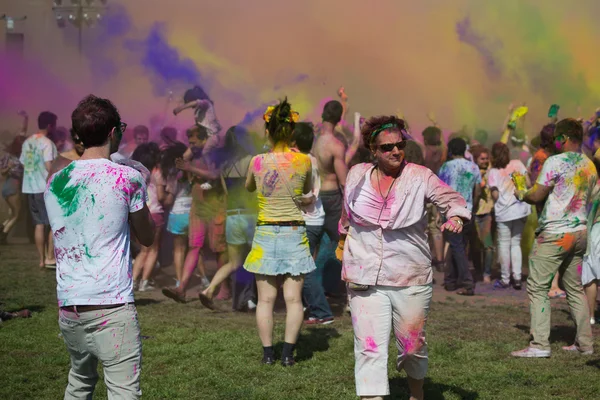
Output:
[167, 213, 189, 235]
[2, 177, 20, 198]
[226, 213, 257, 245]
[243, 225, 316, 276]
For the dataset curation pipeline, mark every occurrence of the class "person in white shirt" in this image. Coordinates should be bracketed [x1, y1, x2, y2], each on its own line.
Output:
[45, 95, 155, 399]
[339, 115, 470, 400]
[512, 118, 596, 358]
[20, 111, 58, 268]
[487, 142, 531, 290]
[291, 122, 334, 325]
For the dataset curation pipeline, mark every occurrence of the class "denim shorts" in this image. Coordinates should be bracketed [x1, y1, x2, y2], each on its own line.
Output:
[167, 213, 189, 235]
[226, 212, 257, 246]
[2, 177, 20, 198]
[244, 225, 316, 276]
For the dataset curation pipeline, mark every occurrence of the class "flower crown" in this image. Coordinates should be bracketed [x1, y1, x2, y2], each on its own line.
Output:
[263, 105, 300, 124]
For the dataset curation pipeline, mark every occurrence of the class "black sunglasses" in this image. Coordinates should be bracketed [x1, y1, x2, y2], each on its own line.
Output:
[378, 141, 407, 152]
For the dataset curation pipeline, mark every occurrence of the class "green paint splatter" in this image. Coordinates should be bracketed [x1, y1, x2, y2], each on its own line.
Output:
[84, 244, 96, 259]
[98, 215, 104, 221]
[542, 308, 545, 313]
[49, 163, 81, 217]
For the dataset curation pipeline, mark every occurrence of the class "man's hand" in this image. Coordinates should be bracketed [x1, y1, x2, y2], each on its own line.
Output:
[515, 189, 526, 202]
[441, 217, 464, 234]
[173, 105, 183, 116]
[175, 158, 191, 172]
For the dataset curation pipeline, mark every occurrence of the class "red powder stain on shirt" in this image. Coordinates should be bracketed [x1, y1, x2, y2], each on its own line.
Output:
[577, 264, 583, 275]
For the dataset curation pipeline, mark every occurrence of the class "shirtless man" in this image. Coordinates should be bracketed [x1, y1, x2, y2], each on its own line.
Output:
[313, 99, 347, 274]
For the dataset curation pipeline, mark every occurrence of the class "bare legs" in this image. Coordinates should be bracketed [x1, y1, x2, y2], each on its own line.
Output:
[282, 276, 304, 344]
[584, 281, 598, 322]
[46, 230, 56, 264]
[407, 377, 424, 400]
[203, 244, 246, 299]
[132, 227, 162, 285]
[173, 235, 187, 284]
[180, 247, 205, 290]
[2, 193, 21, 236]
[255, 274, 305, 347]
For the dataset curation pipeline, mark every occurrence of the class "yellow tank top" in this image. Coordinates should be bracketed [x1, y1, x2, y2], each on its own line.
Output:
[250, 151, 311, 222]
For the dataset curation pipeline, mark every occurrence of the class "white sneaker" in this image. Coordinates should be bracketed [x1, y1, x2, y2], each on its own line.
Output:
[201, 277, 210, 288]
[591, 318, 596, 325]
[175, 280, 180, 289]
[247, 300, 257, 310]
[511, 347, 551, 358]
[562, 344, 593, 355]
[139, 280, 155, 292]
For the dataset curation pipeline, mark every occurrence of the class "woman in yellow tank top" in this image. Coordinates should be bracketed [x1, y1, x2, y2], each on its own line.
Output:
[244, 98, 316, 367]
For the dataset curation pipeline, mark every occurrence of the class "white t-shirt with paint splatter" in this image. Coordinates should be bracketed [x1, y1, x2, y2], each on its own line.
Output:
[44, 159, 147, 307]
[537, 152, 597, 234]
[20, 133, 57, 194]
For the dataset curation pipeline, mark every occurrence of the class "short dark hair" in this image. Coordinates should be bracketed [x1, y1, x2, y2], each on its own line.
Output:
[361, 115, 408, 149]
[422, 126, 442, 146]
[160, 141, 187, 180]
[71, 95, 121, 148]
[131, 142, 161, 172]
[183, 85, 211, 104]
[47, 126, 68, 146]
[447, 138, 466, 157]
[133, 125, 149, 137]
[266, 97, 296, 145]
[292, 122, 315, 154]
[491, 142, 510, 169]
[539, 123, 556, 150]
[322, 100, 343, 125]
[187, 124, 209, 141]
[403, 141, 425, 166]
[555, 118, 583, 144]
[38, 111, 57, 130]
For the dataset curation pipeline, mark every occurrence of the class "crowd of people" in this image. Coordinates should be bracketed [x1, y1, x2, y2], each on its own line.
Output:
[2, 87, 600, 399]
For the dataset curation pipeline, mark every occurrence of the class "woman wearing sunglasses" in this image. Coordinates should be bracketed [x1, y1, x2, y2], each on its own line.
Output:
[338, 116, 471, 400]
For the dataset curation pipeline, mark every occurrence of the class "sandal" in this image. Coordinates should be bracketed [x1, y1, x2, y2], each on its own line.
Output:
[162, 287, 186, 303]
[198, 293, 216, 310]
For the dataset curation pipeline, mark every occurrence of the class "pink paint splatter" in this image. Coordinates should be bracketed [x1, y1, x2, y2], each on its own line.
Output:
[253, 156, 262, 172]
[577, 264, 582, 275]
[100, 320, 109, 327]
[364, 336, 378, 352]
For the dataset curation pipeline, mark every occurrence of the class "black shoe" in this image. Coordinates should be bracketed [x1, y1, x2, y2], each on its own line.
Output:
[281, 356, 296, 367]
[513, 282, 522, 290]
[262, 355, 275, 365]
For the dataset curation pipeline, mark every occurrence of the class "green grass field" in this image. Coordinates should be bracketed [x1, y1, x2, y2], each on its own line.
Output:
[1, 243, 600, 400]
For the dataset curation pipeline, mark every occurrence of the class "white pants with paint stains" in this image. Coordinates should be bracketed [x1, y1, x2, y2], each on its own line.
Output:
[349, 284, 432, 397]
[59, 303, 142, 400]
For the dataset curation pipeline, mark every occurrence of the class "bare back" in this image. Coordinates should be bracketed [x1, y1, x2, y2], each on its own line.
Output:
[314, 131, 348, 191]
